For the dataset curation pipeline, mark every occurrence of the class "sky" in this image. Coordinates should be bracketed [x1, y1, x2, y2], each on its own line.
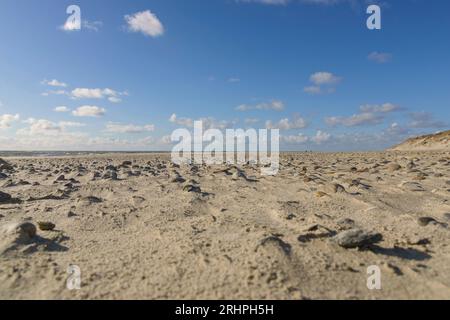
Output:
[0, 0, 449, 151]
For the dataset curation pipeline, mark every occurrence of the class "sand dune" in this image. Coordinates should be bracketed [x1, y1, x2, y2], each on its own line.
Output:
[1, 152, 450, 299]
[391, 130, 450, 151]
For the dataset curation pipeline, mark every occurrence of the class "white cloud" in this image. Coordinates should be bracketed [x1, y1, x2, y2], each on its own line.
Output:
[59, 121, 86, 128]
[303, 86, 322, 95]
[169, 114, 236, 130]
[61, 20, 102, 32]
[310, 72, 341, 85]
[408, 112, 448, 129]
[368, 52, 392, 64]
[42, 79, 67, 87]
[17, 119, 86, 136]
[236, 100, 284, 111]
[359, 103, 400, 113]
[169, 113, 194, 127]
[304, 72, 341, 95]
[237, 0, 290, 4]
[228, 78, 241, 83]
[41, 90, 67, 96]
[311, 130, 331, 144]
[54, 106, 70, 113]
[125, 10, 164, 37]
[266, 115, 308, 130]
[105, 122, 155, 134]
[244, 118, 260, 125]
[70, 88, 126, 103]
[82, 21, 103, 32]
[326, 112, 384, 127]
[326, 103, 401, 127]
[282, 133, 309, 144]
[72, 106, 106, 117]
[0, 114, 20, 130]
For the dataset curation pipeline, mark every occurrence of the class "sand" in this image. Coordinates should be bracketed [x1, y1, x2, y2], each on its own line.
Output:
[1, 151, 450, 300]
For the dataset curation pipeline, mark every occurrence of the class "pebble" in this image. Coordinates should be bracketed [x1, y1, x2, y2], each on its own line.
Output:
[37, 221, 56, 231]
[183, 184, 202, 193]
[399, 181, 425, 192]
[336, 218, 356, 230]
[417, 217, 438, 227]
[387, 163, 402, 171]
[2, 222, 37, 243]
[332, 228, 382, 249]
[327, 183, 346, 194]
[0, 191, 12, 203]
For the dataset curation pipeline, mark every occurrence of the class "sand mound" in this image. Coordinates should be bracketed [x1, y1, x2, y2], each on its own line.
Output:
[390, 130, 450, 151]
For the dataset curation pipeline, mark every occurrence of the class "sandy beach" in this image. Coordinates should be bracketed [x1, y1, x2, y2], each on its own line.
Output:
[1, 151, 449, 299]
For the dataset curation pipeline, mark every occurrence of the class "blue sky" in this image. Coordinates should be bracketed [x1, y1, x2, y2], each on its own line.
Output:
[0, 0, 449, 151]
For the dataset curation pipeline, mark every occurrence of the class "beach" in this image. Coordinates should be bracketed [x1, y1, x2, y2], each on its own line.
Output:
[1, 151, 450, 299]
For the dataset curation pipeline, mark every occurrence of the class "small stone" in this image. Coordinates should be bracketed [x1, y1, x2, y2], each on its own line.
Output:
[336, 218, 356, 230]
[183, 184, 201, 193]
[0, 191, 12, 203]
[2, 222, 37, 243]
[399, 181, 425, 192]
[332, 228, 382, 249]
[102, 170, 118, 180]
[315, 191, 328, 198]
[37, 221, 56, 231]
[0, 158, 13, 171]
[67, 211, 77, 218]
[387, 163, 402, 172]
[172, 176, 186, 183]
[327, 183, 346, 194]
[417, 217, 438, 227]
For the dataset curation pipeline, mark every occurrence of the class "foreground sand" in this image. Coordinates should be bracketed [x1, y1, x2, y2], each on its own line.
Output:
[1, 152, 450, 300]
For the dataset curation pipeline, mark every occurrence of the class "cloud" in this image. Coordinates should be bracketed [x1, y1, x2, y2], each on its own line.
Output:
[169, 114, 236, 130]
[42, 79, 67, 87]
[326, 103, 401, 127]
[61, 20, 103, 32]
[311, 130, 331, 144]
[17, 118, 85, 136]
[237, 0, 290, 4]
[359, 103, 400, 113]
[304, 72, 342, 95]
[310, 72, 341, 85]
[282, 133, 309, 144]
[54, 106, 70, 113]
[326, 112, 384, 127]
[105, 122, 156, 134]
[236, 100, 284, 111]
[228, 78, 241, 83]
[408, 112, 448, 129]
[72, 106, 106, 117]
[244, 118, 260, 125]
[70, 88, 126, 103]
[125, 10, 164, 37]
[169, 113, 194, 127]
[303, 86, 322, 95]
[281, 130, 330, 145]
[41, 90, 67, 96]
[368, 51, 392, 64]
[82, 21, 103, 32]
[266, 115, 308, 130]
[0, 114, 20, 129]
